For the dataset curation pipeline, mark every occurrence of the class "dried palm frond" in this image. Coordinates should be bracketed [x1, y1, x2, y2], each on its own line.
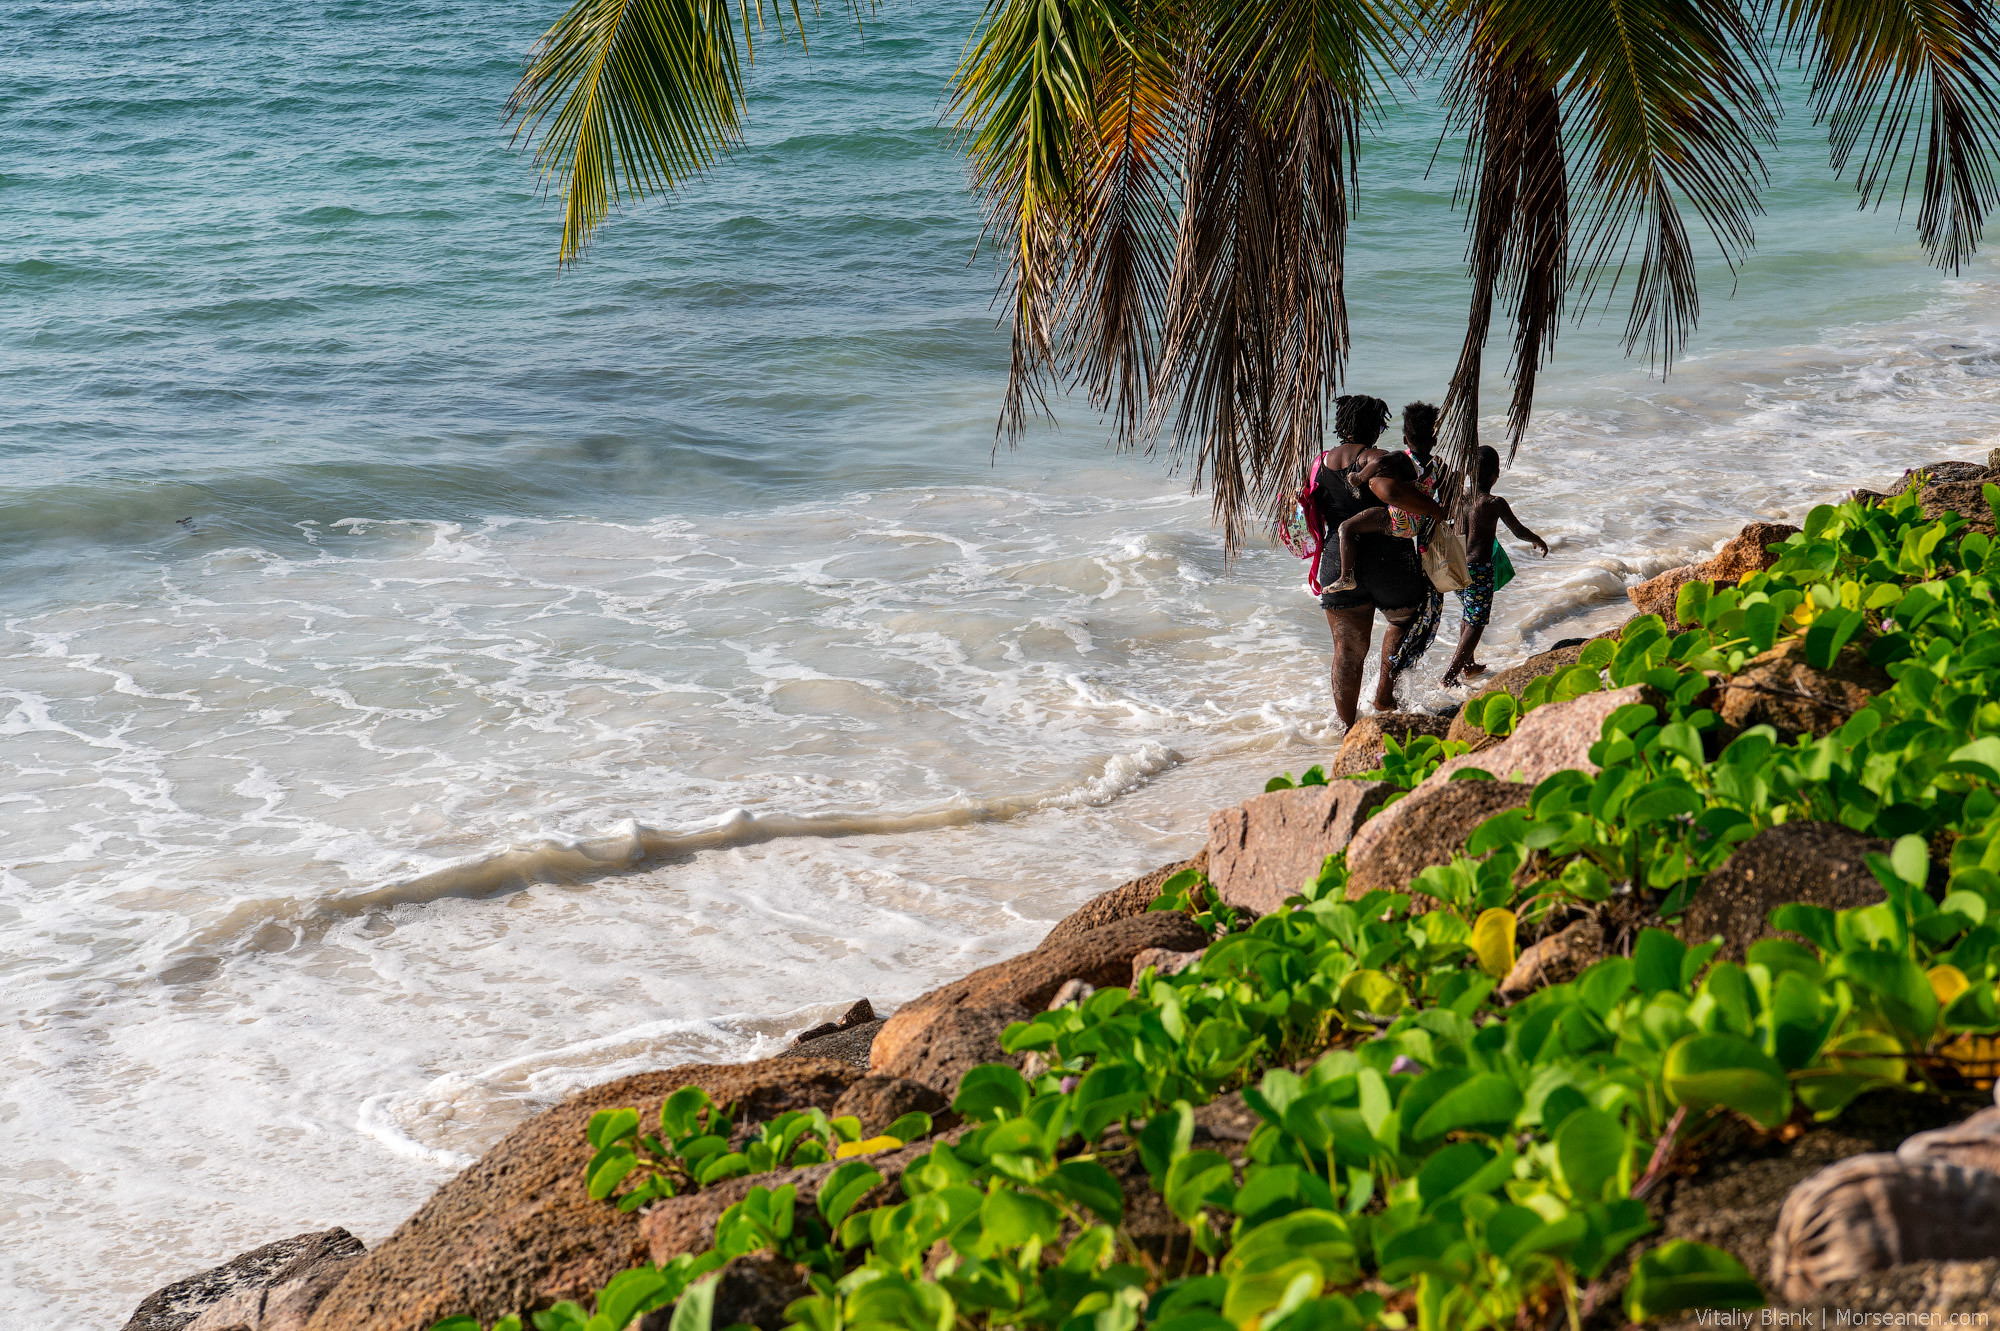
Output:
[1437, 29, 1568, 479]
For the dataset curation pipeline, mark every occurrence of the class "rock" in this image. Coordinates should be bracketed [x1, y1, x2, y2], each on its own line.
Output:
[1706, 521, 1803, 580]
[1429, 685, 1654, 789]
[1497, 916, 1605, 1001]
[789, 999, 876, 1045]
[1918, 479, 1999, 535]
[828, 1076, 953, 1137]
[783, 1019, 884, 1070]
[1328, 712, 1455, 779]
[1047, 978, 1095, 1009]
[703, 1253, 810, 1331]
[1343, 780, 1533, 898]
[1899, 1105, 2000, 1177]
[869, 1001, 1032, 1097]
[1041, 851, 1207, 948]
[128, 1230, 366, 1331]
[1205, 781, 1394, 916]
[1715, 639, 1888, 743]
[1769, 1153, 2000, 1301]
[1626, 521, 1801, 628]
[869, 912, 1208, 1086]
[1893, 460, 1993, 492]
[1131, 947, 1204, 983]
[1444, 643, 1591, 750]
[302, 1059, 861, 1331]
[1626, 565, 1707, 627]
[184, 1245, 364, 1331]
[1678, 821, 1888, 958]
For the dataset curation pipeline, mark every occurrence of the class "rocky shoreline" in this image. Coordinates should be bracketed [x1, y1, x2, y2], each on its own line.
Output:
[124, 456, 2000, 1331]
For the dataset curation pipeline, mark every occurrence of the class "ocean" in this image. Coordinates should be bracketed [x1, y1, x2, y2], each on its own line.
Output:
[7, 1, 2000, 1320]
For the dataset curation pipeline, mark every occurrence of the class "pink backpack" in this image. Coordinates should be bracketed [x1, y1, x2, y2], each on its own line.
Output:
[1277, 452, 1334, 593]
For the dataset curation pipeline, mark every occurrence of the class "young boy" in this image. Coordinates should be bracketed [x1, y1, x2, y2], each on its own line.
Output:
[1322, 450, 1421, 594]
[1442, 445, 1548, 687]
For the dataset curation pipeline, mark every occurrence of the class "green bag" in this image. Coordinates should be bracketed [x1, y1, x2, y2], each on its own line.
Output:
[1492, 540, 1516, 592]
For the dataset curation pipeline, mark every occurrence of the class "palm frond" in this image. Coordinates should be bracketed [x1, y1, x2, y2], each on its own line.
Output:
[509, 0, 750, 263]
[1055, 29, 1181, 440]
[1143, 0, 1400, 548]
[954, 0, 1116, 438]
[1438, 29, 1568, 478]
[1777, 0, 2000, 270]
[1487, 0, 1774, 365]
[1150, 66, 1282, 550]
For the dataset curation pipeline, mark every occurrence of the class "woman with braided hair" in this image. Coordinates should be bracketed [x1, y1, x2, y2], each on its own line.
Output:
[1311, 395, 1448, 725]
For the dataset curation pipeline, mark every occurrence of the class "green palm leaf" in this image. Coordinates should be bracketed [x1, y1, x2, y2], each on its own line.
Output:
[510, 0, 751, 263]
[1777, 0, 2000, 271]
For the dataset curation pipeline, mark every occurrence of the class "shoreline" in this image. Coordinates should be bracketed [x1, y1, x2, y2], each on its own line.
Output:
[119, 447, 2000, 1331]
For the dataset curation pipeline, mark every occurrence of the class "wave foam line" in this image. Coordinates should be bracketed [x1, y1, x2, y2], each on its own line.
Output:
[317, 742, 1188, 916]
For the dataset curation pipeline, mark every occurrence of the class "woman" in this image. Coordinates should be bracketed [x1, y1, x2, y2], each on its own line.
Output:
[1314, 395, 1449, 725]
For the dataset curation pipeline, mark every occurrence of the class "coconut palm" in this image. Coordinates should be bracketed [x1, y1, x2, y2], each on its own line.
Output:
[509, 0, 2000, 545]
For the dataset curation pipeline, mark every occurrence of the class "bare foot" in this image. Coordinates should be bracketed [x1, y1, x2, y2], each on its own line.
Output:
[1327, 572, 1359, 593]
[1441, 673, 1461, 688]
[1462, 662, 1488, 677]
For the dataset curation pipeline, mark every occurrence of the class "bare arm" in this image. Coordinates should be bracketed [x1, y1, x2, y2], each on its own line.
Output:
[1497, 499, 1549, 556]
[1371, 474, 1447, 521]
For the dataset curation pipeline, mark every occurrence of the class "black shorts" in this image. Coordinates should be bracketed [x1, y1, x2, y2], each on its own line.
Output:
[1319, 533, 1429, 613]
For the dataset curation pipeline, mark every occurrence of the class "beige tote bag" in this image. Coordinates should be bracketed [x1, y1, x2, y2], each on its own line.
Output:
[1422, 523, 1472, 593]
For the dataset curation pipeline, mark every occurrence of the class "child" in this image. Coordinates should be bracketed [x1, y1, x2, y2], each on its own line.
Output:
[1322, 450, 1420, 594]
[1442, 445, 1548, 687]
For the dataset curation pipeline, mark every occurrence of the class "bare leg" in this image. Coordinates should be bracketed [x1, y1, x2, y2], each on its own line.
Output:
[1326, 509, 1389, 594]
[1374, 611, 1411, 711]
[1442, 620, 1488, 687]
[1324, 605, 1374, 727]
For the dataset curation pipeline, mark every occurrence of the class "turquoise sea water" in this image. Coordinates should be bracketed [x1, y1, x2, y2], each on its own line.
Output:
[9, 1, 2000, 1320]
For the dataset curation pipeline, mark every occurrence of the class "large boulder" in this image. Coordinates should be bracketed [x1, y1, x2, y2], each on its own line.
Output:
[1917, 479, 1999, 535]
[868, 912, 1208, 1084]
[302, 1059, 861, 1331]
[1428, 686, 1652, 789]
[1444, 644, 1590, 750]
[868, 1001, 1032, 1097]
[128, 1230, 365, 1331]
[1892, 460, 1994, 493]
[184, 1243, 368, 1331]
[1328, 712, 1455, 779]
[1626, 521, 1801, 627]
[1343, 780, 1533, 898]
[1205, 781, 1394, 916]
[1625, 566, 1707, 628]
[1678, 821, 1888, 958]
[1716, 639, 1889, 743]
[1042, 851, 1206, 948]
